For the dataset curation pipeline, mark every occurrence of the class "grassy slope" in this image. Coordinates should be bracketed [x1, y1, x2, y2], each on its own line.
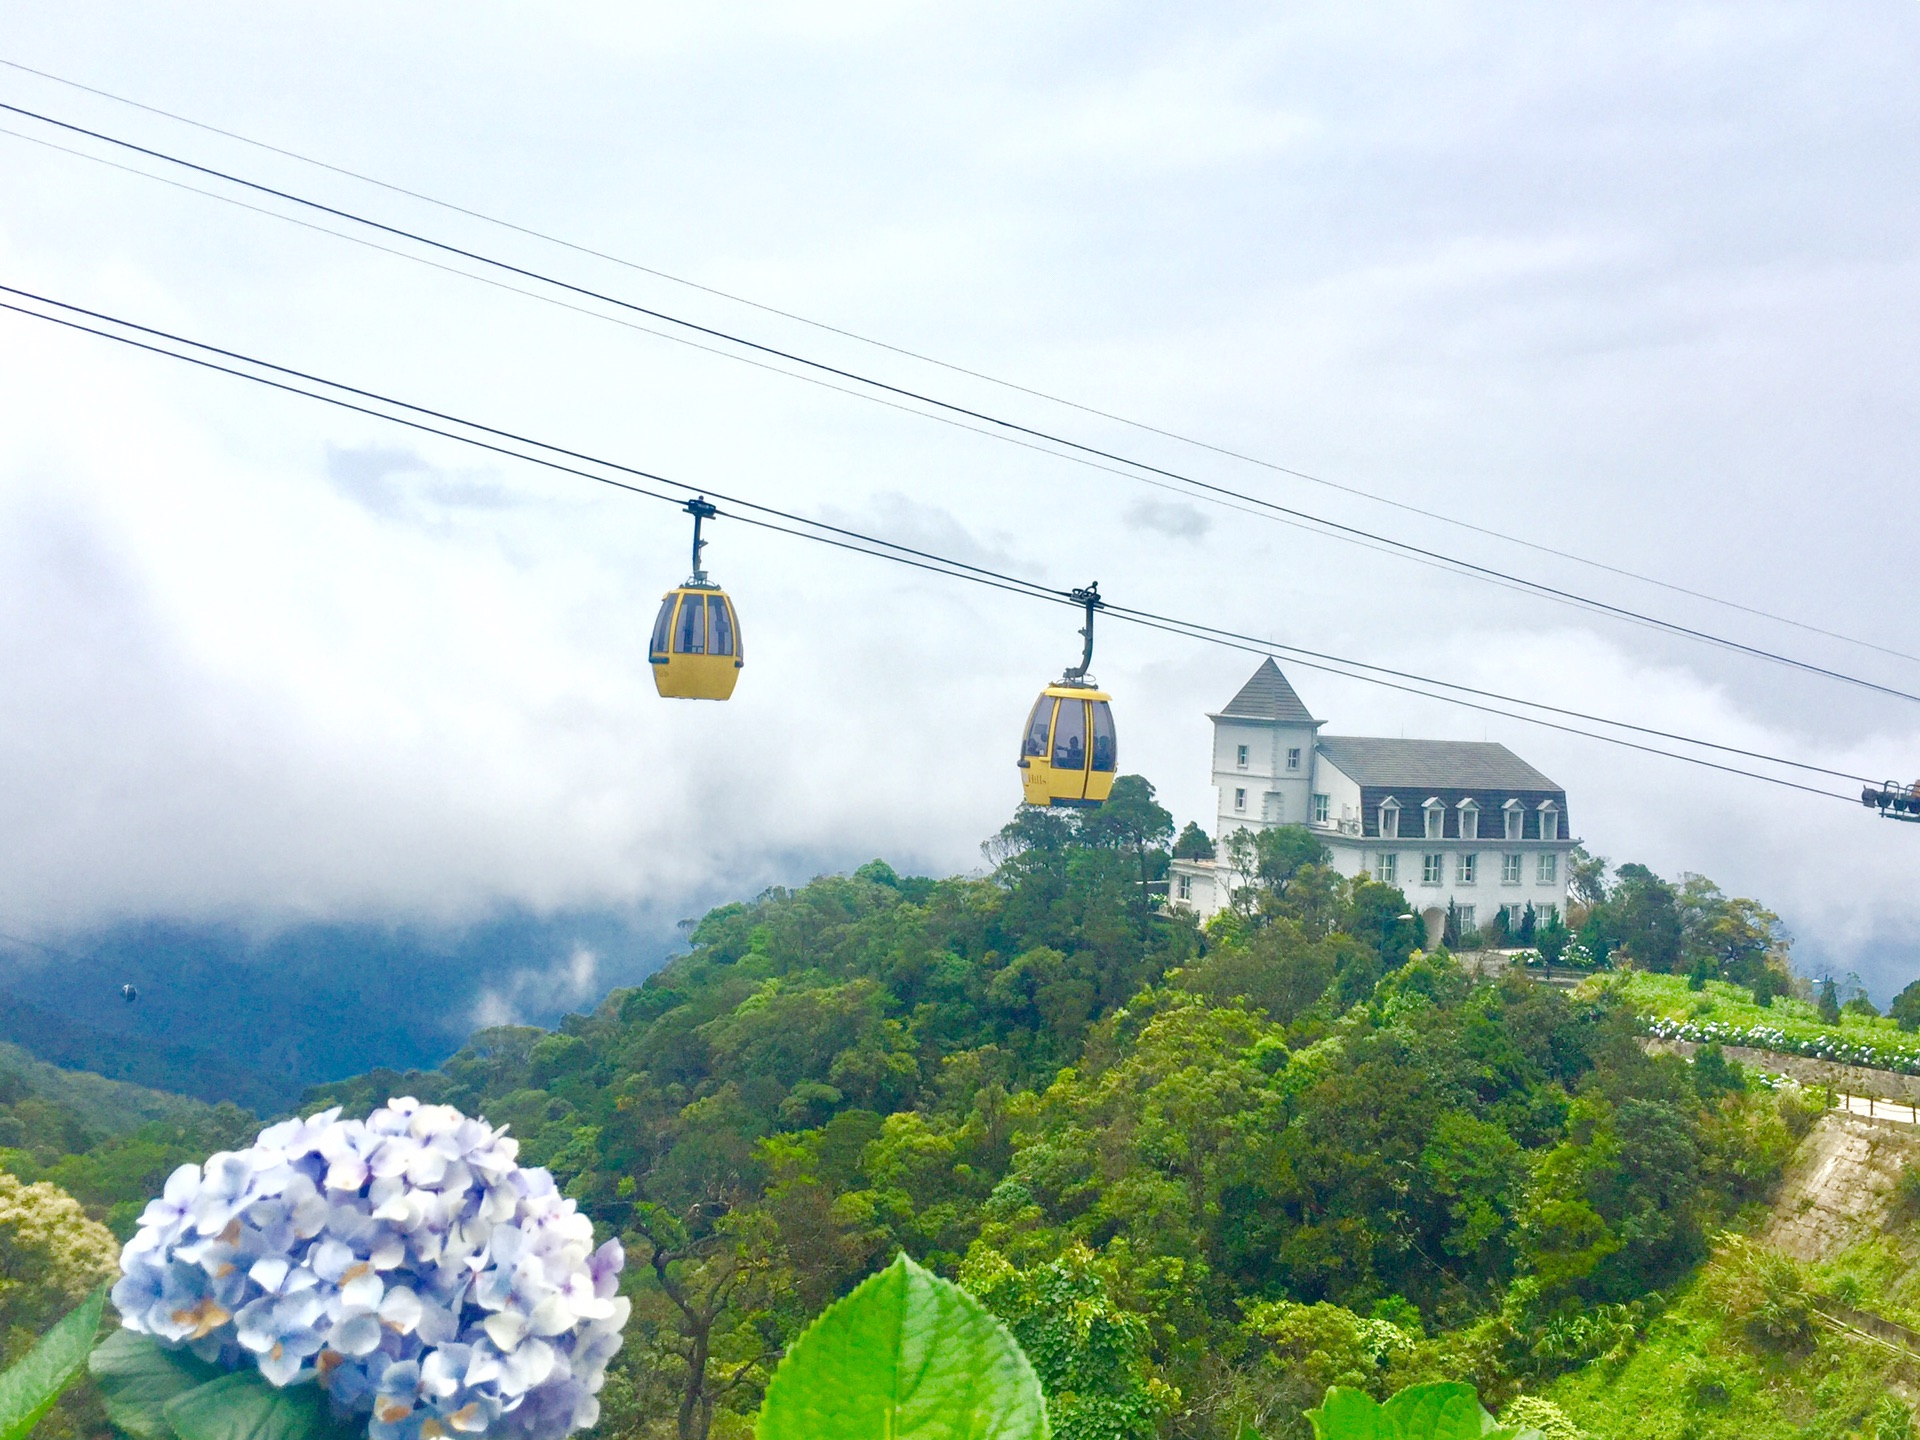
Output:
[1606, 971, 1920, 1066]
[1544, 1268, 1898, 1440]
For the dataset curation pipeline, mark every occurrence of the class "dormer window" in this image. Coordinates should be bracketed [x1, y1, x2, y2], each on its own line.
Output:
[1424, 798, 1446, 840]
[1458, 800, 1479, 841]
[1503, 800, 1524, 840]
[1379, 799, 1400, 839]
[1538, 801, 1560, 841]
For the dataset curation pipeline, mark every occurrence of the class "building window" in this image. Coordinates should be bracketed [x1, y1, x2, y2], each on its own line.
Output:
[1505, 805, 1523, 840]
[1457, 853, 1477, 885]
[1459, 802, 1479, 840]
[1458, 905, 1476, 932]
[1234, 787, 1247, 812]
[1502, 853, 1522, 884]
[1542, 903, 1560, 925]
[1422, 853, 1443, 886]
[1313, 793, 1330, 824]
[1176, 873, 1192, 901]
[1286, 747, 1302, 771]
[1539, 802, 1560, 840]
[1538, 852, 1558, 884]
[1236, 744, 1249, 769]
[1379, 801, 1400, 838]
[1376, 853, 1398, 883]
[1425, 802, 1445, 839]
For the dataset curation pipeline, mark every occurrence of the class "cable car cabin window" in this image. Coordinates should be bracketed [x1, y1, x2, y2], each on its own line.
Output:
[1090, 701, 1117, 772]
[1051, 698, 1088, 771]
[674, 593, 708, 654]
[1022, 698, 1053, 758]
[709, 595, 736, 657]
[649, 595, 675, 660]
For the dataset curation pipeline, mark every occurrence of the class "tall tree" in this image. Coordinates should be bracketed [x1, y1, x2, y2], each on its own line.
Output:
[1567, 846, 1611, 911]
[630, 1200, 782, 1440]
[1080, 775, 1176, 936]
[1603, 864, 1683, 972]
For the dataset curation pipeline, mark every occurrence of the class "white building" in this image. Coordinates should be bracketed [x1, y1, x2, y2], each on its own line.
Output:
[1169, 659, 1576, 945]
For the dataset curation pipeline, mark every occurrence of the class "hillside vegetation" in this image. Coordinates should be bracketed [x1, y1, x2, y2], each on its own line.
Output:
[0, 1061, 256, 1237]
[300, 786, 1823, 1440]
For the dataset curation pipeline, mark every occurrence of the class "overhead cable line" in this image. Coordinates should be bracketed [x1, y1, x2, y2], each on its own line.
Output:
[3, 103, 1916, 709]
[4, 279, 1878, 789]
[0, 120, 1709, 629]
[0, 287, 1870, 805]
[4, 57, 1910, 671]
[8, 278, 1877, 794]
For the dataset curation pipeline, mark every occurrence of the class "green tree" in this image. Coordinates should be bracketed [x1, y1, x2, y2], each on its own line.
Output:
[1080, 775, 1176, 936]
[1891, 978, 1920, 1032]
[962, 1243, 1173, 1440]
[1536, 911, 1570, 965]
[1601, 865, 1683, 972]
[1173, 823, 1215, 860]
[1223, 825, 1332, 922]
[0, 1170, 118, 1440]
[629, 1200, 783, 1440]
[1567, 847, 1610, 910]
[1817, 978, 1842, 1025]
[1183, 918, 1336, 1025]
[1242, 1301, 1415, 1438]
[1675, 876, 1785, 986]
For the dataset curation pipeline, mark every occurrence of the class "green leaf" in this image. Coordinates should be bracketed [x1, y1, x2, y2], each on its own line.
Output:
[90, 1329, 224, 1440]
[1305, 1383, 1537, 1440]
[0, 1286, 106, 1440]
[756, 1252, 1048, 1440]
[162, 1371, 350, 1440]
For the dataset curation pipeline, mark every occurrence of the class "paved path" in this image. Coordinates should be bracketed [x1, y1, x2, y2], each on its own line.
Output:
[1832, 1091, 1920, 1126]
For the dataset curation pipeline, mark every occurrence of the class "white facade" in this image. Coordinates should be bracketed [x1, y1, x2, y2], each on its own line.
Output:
[1171, 660, 1576, 946]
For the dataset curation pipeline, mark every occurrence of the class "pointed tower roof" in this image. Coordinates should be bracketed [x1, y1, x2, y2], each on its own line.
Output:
[1210, 658, 1320, 725]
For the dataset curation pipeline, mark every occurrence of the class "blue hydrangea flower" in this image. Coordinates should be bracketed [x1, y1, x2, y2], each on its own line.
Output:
[111, 1099, 626, 1440]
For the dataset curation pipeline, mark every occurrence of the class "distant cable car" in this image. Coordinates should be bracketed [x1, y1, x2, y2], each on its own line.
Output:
[1863, 779, 1920, 822]
[120, 984, 137, 1003]
[1019, 584, 1118, 808]
[649, 497, 743, 701]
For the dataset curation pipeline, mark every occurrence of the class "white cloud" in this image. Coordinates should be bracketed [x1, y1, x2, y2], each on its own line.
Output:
[472, 944, 601, 1029]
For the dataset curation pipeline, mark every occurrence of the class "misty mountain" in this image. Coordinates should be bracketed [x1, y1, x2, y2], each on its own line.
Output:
[0, 909, 680, 1110]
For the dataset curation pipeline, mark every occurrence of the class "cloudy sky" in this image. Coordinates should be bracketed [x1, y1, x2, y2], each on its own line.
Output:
[3, 3, 1918, 997]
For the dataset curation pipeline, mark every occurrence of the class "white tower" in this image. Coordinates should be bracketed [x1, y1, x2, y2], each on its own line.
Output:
[1210, 658, 1323, 842]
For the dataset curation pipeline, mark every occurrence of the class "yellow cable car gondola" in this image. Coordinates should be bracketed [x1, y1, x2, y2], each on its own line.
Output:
[649, 497, 743, 701]
[1019, 584, 1118, 807]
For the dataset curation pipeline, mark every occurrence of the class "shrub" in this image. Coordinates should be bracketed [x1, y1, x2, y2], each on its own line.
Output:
[1870, 1395, 1916, 1440]
[1500, 1394, 1585, 1438]
[1891, 1164, 1920, 1227]
[1715, 1243, 1818, 1355]
[1679, 1355, 1731, 1408]
[961, 1243, 1173, 1440]
[0, 1169, 118, 1344]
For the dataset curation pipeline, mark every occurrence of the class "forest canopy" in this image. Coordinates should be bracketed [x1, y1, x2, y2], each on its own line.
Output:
[299, 783, 1809, 1440]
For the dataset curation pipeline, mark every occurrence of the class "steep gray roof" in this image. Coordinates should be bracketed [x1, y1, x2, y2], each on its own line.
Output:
[1316, 736, 1562, 792]
[1211, 658, 1319, 725]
